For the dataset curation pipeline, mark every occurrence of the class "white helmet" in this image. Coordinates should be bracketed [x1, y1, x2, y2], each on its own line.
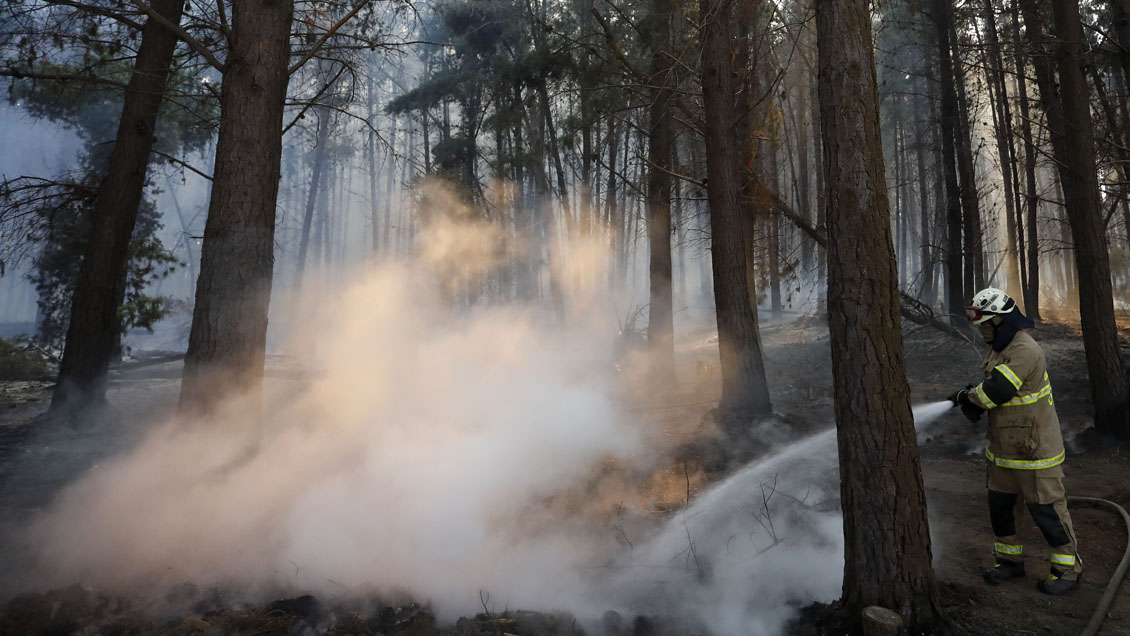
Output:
[966, 287, 1015, 324]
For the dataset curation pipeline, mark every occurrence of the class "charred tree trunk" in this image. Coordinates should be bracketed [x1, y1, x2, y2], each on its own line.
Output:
[816, 0, 941, 628]
[932, 0, 967, 324]
[1022, 0, 1130, 436]
[51, 0, 186, 409]
[179, 0, 294, 415]
[646, 0, 675, 381]
[952, 32, 985, 291]
[700, 0, 772, 424]
[1011, 2, 1041, 320]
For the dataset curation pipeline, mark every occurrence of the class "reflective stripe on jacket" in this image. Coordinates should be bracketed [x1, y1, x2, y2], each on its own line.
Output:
[967, 330, 1065, 469]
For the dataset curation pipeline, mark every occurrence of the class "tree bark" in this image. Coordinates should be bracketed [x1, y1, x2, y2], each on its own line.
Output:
[1023, 0, 1130, 437]
[51, 0, 186, 409]
[700, 0, 772, 423]
[296, 111, 330, 279]
[769, 148, 783, 318]
[1010, 1, 1041, 320]
[816, 0, 941, 628]
[914, 98, 935, 303]
[981, 0, 1023, 304]
[952, 28, 985, 291]
[647, 0, 675, 381]
[179, 0, 294, 415]
[812, 69, 826, 296]
[797, 75, 814, 274]
[931, 0, 967, 324]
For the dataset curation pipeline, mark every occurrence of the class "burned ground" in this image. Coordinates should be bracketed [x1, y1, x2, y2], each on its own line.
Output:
[0, 315, 1128, 636]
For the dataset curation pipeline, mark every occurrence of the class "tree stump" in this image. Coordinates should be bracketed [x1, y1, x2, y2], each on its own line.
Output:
[862, 606, 903, 636]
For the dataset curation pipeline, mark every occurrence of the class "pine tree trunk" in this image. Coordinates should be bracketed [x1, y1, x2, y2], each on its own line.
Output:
[797, 81, 814, 274]
[894, 123, 907, 289]
[769, 149, 783, 319]
[315, 152, 334, 267]
[296, 112, 330, 279]
[605, 117, 621, 292]
[179, 0, 294, 415]
[383, 119, 398, 252]
[914, 102, 935, 303]
[533, 91, 566, 319]
[1022, 0, 1130, 436]
[1010, 2, 1041, 319]
[931, 0, 967, 322]
[675, 171, 687, 301]
[700, 0, 772, 423]
[815, 0, 941, 628]
[51, 0, 186, 409]
[367, 76, 380, 253]
[981, 0, 1023, 303]
[812, 72, 826, 297]
[952, 32, 985, 291]
[646, 0, 676, 380]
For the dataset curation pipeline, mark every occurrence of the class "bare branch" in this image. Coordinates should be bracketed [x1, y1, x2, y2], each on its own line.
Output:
[281, 64, 350, 135]
[590, 7, 645, 80]
[635, 153, 705, 189]
[0, 68, 128, 89]
[288, 0, 373, 76]
[128, 0, 225, 72]
[150, 150, 213, 181]
[49, 0, 146, 31]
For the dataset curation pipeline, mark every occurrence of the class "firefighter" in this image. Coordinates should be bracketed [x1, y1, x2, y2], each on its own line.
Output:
[948, 287, 1082, 596]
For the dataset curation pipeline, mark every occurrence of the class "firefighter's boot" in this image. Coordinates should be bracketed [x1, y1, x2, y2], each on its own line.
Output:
[982, 558, 1026, 584]
[1037, 569, 1080, 596]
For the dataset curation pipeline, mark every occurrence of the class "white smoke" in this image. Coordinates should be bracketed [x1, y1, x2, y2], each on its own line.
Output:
[21, 262, 639, 618]
[586, 401, 953, 634]
[13, 216, 949, 635]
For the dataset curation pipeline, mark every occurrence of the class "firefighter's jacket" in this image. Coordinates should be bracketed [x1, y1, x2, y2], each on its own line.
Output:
[968, 330, 1064, 470]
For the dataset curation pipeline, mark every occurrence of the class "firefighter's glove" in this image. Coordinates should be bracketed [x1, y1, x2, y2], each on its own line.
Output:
[961, 399, 984, 423]
[948, 385, 984, 423]
[947, 384, 974, 406]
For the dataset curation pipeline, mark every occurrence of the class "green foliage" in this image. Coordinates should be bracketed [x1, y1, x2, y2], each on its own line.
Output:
[0, 336, 50, 380]
[1, 17, 209, 349]
[24, 178, 179, 349]
[431, 136, 477, 173]
[7, 57, 218, 159]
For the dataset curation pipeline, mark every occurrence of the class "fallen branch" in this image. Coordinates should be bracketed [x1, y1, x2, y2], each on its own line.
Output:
[758, 180, 973, 342]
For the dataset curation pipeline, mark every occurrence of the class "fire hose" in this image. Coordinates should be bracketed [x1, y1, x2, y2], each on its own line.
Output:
[1067, 495, 1130, 636]
[942, 399, 1129, 634]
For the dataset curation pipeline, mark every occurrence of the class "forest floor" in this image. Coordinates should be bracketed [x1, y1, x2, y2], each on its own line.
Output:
[0, 312, 1129, 636]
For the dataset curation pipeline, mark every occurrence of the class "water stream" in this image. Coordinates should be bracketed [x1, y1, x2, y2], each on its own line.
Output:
[595, 401, 956, 635]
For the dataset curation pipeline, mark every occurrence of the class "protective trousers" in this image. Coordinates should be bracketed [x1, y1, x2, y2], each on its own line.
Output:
[987, 463, 1082, 578]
